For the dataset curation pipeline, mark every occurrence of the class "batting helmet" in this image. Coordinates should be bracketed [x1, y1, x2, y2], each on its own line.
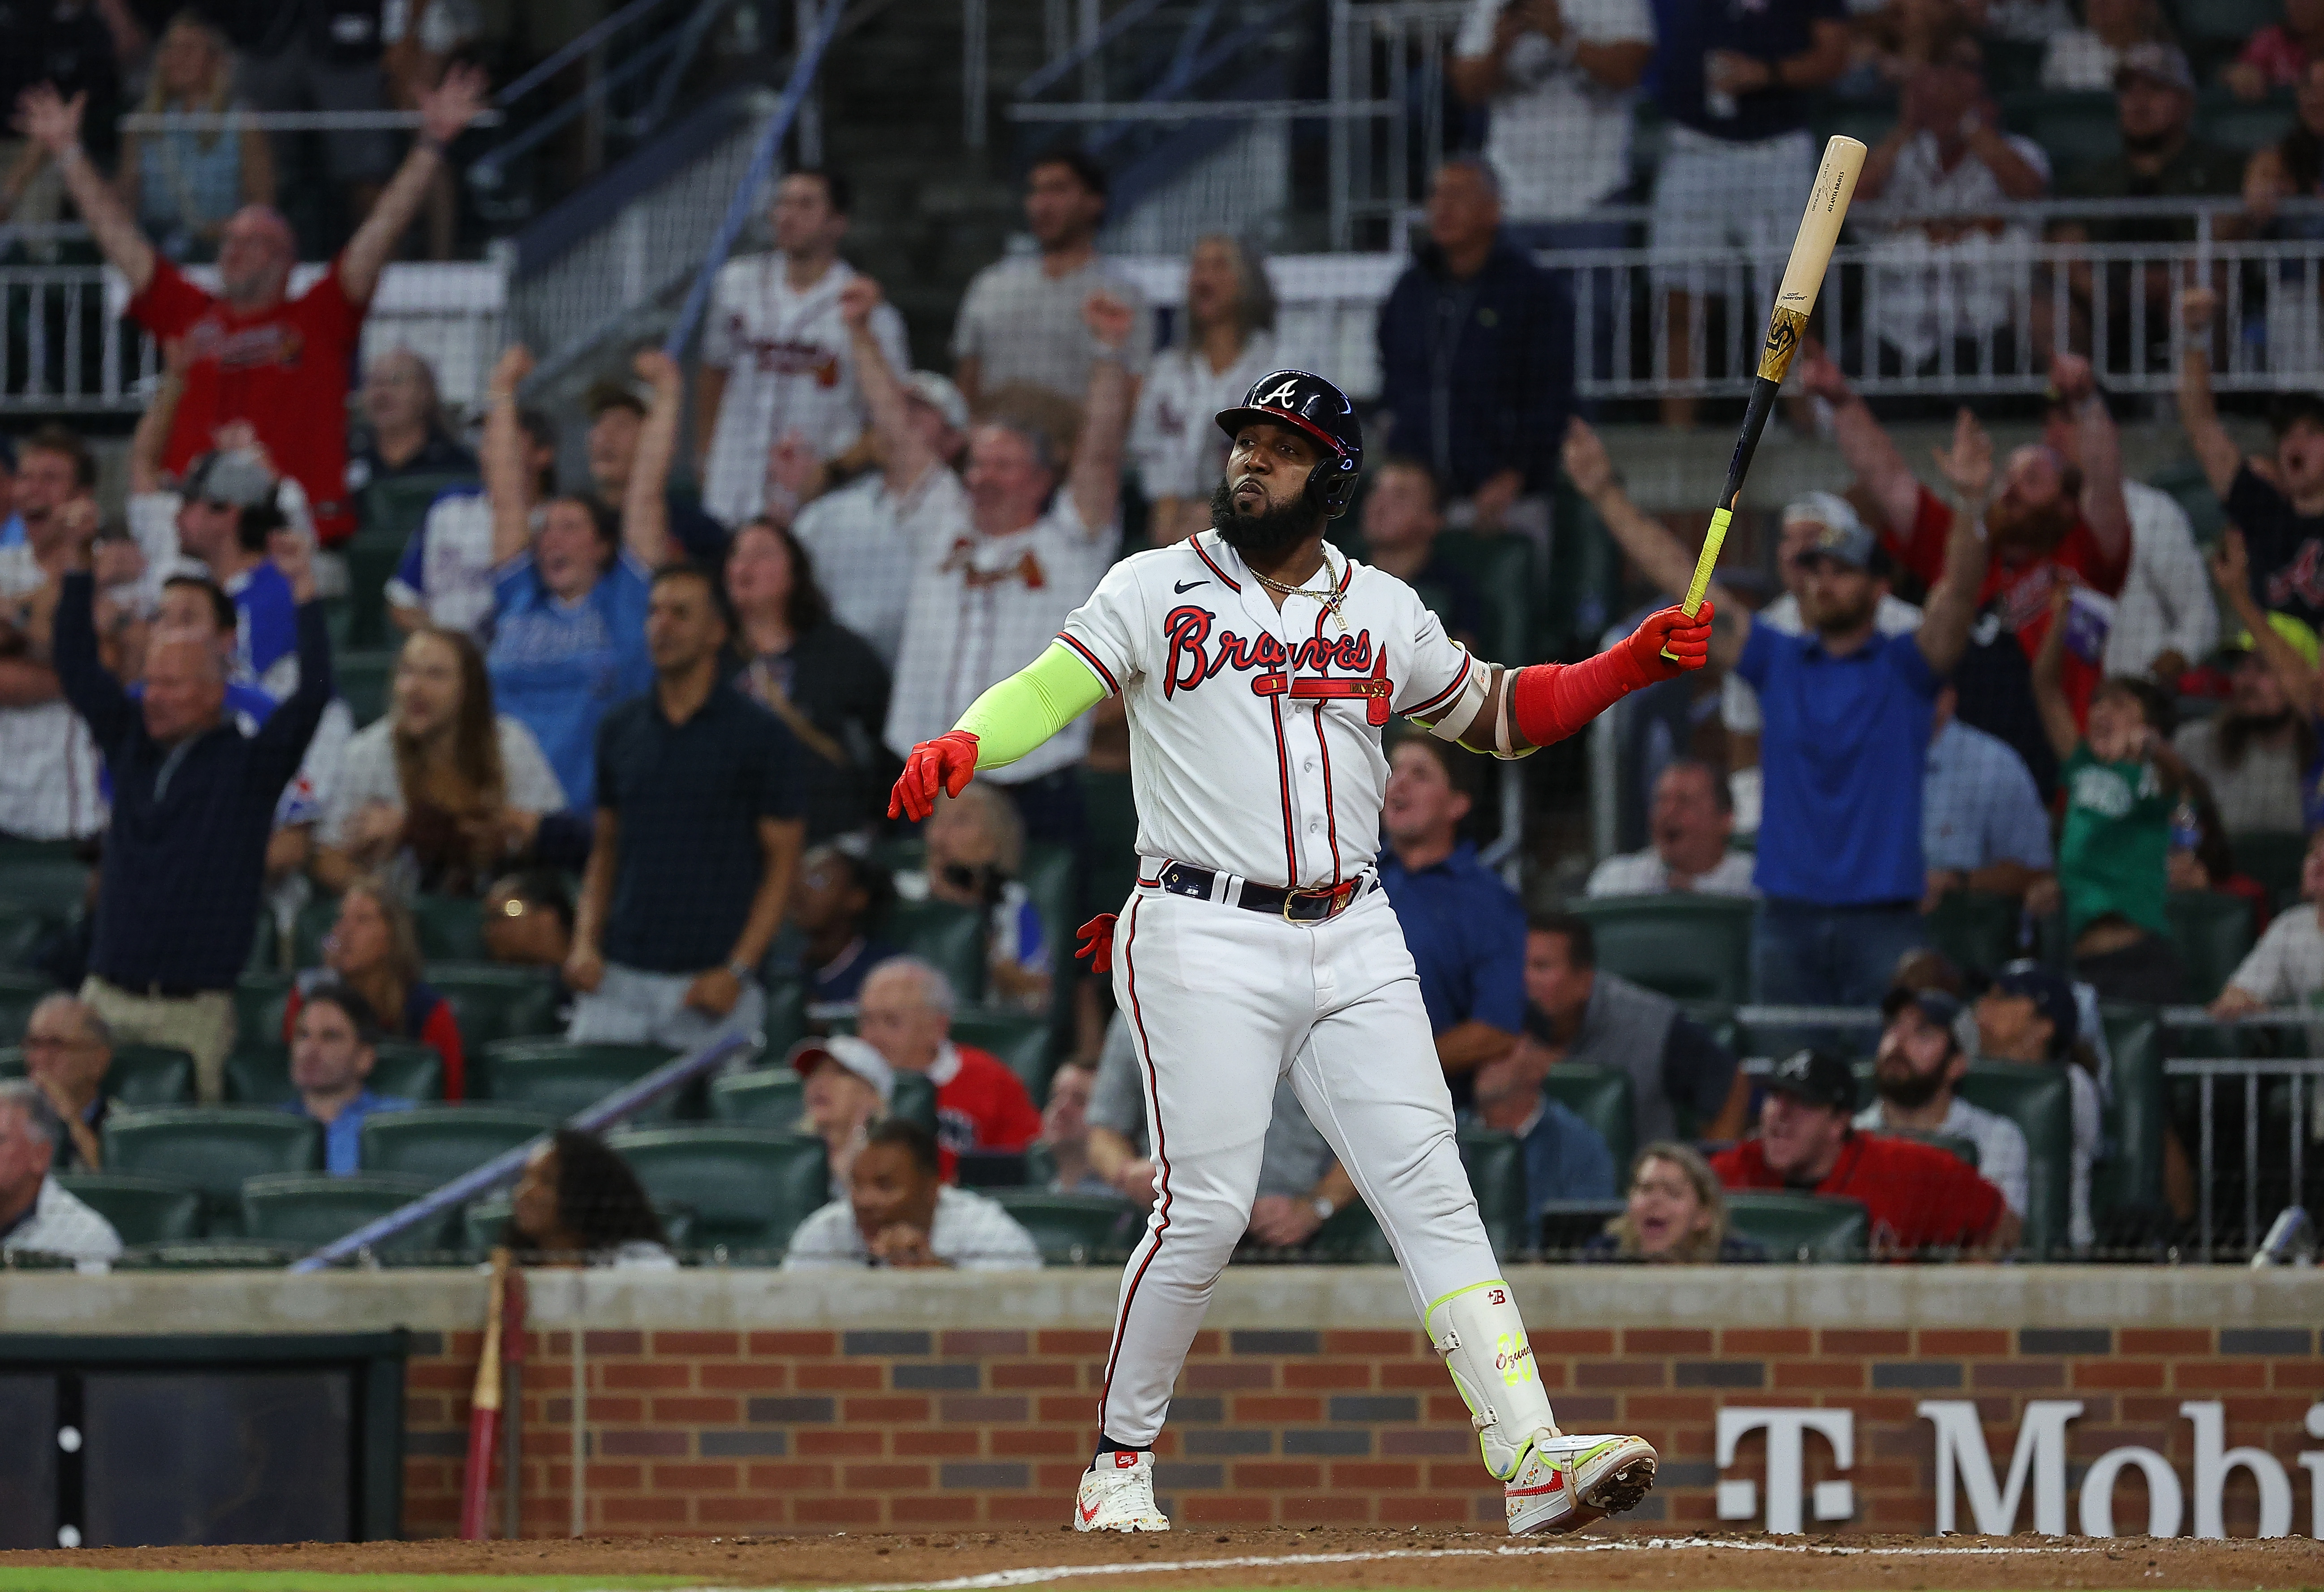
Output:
[1215, 369, 1363, 518]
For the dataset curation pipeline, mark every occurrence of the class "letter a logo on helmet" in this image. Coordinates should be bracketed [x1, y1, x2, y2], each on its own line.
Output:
[1215, 368, 1365, 519]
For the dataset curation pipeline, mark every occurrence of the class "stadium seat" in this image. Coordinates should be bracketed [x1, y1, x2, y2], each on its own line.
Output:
[2000, 90, 2119, 167]
[708, 1067, 805, 1128]
[1020, 842, 1077, 970]
[1895, 1130, 1981, 1169]
[1924, 890, 2022, 977]
[102, 1108, 323, 1232]
[478, 1040, 679, 1118]
[0, 903, 52, 966]
[342, 539, 405, 649]
[222, 1040, 442, 1106]
[1956, 1062, 2074, 1257]
[240, 1171, 450, 1256]
[2164, 889, 2256, 1004]
[1432, 530, 1534, 665]
[2202, 92, 2297, 156]
[1538, 1197, 1625, 1256]
[762, 978, 808, 1059]
[602, 1126, 829, 1255]
[334, 651, 397, 727]
[986, 1189, 1133, 1264]
[884, 899, 987, 1005]
[1539, 1061, 1636, 1171]
[891, 1070, 938, 1135]
[949, 1008, 1052, 1099]
[233, 972, 295, 1047]
[411, 897, 487, 963]
[460, 1195, 696, 1256]
[424, 963, 563, 1045]
[1458, 1126, 1531, 1260]
[358, 1104, 554, 1181]
[2147, 458, 2226, 542]
[55, 1173, 202, 1245]
[2228, 831, 2307, 911]
[0, 971, 50, 1044]
[2094, 1004, 2168, 1231]
[358, 473, 475, 548]
[1565, 895, 1754, 1005]
[0, 1042, 194, 1107]
[1724, 1191, 1869, 1261]
[0, 853, 90, 921]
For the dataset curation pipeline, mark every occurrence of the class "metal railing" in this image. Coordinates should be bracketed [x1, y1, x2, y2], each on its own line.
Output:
[2169, 1056, 2322, 1262]
[1327, 0, 1466, 251]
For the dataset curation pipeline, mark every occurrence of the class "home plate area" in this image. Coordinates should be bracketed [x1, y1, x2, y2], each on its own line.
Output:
[4, 1529, 2320, 1592]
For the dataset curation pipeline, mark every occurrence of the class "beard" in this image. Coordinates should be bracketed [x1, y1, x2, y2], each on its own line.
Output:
[1875, 1057, 1948, 1111]
[1211, 476, 1321, 560]
[1809, 587, 1877, 638]
[1986, 492, 2076, 555]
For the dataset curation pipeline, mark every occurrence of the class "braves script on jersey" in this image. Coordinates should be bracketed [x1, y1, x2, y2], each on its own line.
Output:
[1057, 528, 1475, 887]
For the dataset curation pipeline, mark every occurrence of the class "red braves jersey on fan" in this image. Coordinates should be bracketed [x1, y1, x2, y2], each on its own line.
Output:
[931, 1043, 1042, 1179]
[1890, 484, 2128, 721]
[1712, 1131, 2008, 1255]
[1057, 530, 1476, 889]
[129, 260, 366, 545]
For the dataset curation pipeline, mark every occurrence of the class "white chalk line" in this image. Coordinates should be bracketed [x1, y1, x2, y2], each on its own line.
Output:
[620, 1533, 2110, 1592]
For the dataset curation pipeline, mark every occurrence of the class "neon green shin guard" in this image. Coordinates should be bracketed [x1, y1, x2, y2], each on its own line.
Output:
[1424, 1280, 1562, 1482]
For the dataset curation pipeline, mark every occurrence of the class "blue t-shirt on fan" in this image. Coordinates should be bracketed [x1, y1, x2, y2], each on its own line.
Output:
[487, 551, 653, 809]
[1737, 624, 1939, 907]
[1653, 0, 1843, 142]
[225, 561, 299, 698]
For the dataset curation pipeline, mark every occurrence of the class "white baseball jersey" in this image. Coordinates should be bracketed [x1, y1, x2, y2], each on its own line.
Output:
[1127, 333, 1276, 502]
[885, 475, 1115, 784]
[699, 255, 910, 526]
[1058, 529, 1479, 889]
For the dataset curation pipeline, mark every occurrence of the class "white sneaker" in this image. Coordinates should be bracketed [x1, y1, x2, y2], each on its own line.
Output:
[1073, 1450, 1171, 1532]
[1505, 1432, 1658, 1535]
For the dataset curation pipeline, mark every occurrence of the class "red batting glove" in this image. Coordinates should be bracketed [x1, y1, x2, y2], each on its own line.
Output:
[888, 729, 980, 821]
[1626, 600, 1714, 683]
[1075, 913, 1118, 973]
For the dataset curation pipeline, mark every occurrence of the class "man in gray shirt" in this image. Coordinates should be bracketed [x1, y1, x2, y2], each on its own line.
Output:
[951, 149, 1152, 412]
[1087, 1013, 1357, 1249]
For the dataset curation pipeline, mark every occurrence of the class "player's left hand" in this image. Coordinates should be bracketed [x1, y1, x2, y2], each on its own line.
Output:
[1621, 601, 1713, 682]
[683, 966, 742, 1018]
[1075, 913, 1118, 973]
[888, 729, 979, 821]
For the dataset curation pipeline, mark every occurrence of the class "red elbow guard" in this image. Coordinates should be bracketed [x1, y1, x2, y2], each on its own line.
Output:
[1510, 650, 1646, 748]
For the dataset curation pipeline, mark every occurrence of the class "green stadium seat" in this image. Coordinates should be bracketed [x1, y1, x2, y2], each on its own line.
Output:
[102, 1108, 323, 1232]
[870, 835, 925, 876]
[0, 854, 90, 921]
[1432, 531, 1535, 665]
[950, 1008, 1052, 1099]
[0, 1042, 194, 1107]
[1565, 895, 1754, 1005]
[1724, 1191, 1869, 1261]
[2094, 1004, 2167, 1230]
[762, 978, 808, 1058]
[222, 1039, 442, 1106]
[1894, 1130, 1981, 1168]
[0, 971, 52, 1044]
[1957, 1061, 2075, 1258]
[602, 1126, 829, 1255]
[1983, 35, 2045, 92]
[891, 1070, 938, 1135]
[2179, 0, 2289, 43]
[2148, 458, 2227, 542]
[358, 473, 475, 547]
[884, 899, 987, 1005]
[56, 1173, 202, 1245]
[358, 1104, 554, 1181]
[240, 1171, 450, 1256]
[1924, 890, 2023, 976]
[343, 538, 408, 649]
[334, 651, 397, 727]
[424, 963, 562, 1044]
[412, 897, 487, 963]
[2201, 91, 2297, 155]
[708, 1067, 806, 1128]
[2164, 889, 2257, 1004]
[1021, 843, 1077, 970]
[1541, 1061, 1636, 1171]
[0, 903, 52, 966]
[2000, 90, 2120, 167]
[986, 1189, 1132, 1264]
[478, 1040, 677, 1118]
[460, 1195, 695, 1256]
[1458, 1126, 1531, 1260]
[233, 972, 295, 1048]
[1306, 1195, 1395, 1261]
[2228, 832, 2308, 911]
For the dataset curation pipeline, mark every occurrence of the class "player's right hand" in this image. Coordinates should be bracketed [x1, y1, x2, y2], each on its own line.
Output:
[888, 729, 980, 821]
[1624, 602, 1713, 682]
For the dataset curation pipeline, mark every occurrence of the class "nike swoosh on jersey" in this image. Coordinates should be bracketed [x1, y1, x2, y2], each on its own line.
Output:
[1174, 579, 1209, 593]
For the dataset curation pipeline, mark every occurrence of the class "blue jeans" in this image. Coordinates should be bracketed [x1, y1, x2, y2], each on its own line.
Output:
[1752, 899, 1927, 1008]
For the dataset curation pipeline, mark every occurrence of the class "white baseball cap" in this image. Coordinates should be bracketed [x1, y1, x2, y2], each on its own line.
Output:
[787, 1034, 893, 1105]
[906, 371, 969, 432]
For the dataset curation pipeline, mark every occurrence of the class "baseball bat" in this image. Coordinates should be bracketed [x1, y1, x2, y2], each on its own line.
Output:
[1662, 134, 1867, 659]
[459, 1247, 512, 1540]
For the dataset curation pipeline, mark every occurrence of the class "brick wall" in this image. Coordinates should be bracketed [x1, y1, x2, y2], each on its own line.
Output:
[400, 1321, 2324, 1537]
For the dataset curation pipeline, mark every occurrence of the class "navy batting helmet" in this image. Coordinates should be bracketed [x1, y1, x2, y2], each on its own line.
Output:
[1215, 369, 1363, 518]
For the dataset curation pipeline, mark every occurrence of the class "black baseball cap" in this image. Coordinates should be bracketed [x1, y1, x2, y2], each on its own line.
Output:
[1990, 963, 2078, 1057]
[1881, 986, 1963, 1030]
[1766, 1048, 1857, 1113]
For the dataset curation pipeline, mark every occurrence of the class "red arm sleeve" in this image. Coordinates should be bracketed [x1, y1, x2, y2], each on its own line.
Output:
[422, 998, 466, 1102]
[127, 259, 213, 339]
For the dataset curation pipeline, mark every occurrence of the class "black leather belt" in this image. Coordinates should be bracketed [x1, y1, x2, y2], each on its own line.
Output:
[1156, 860, 1371, 923]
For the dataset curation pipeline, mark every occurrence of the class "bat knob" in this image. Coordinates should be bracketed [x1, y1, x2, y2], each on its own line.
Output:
[1658, 647, 1682, 664]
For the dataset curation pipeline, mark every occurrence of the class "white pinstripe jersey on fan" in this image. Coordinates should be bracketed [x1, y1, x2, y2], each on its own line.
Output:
[1057, 528, 1476, 889]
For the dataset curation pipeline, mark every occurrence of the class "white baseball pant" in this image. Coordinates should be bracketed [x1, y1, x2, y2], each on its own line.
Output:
[1097, 880, 1506, 1446]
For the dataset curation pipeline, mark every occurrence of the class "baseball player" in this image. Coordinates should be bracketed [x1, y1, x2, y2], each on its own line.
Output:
[888, 370, 1710, 1536]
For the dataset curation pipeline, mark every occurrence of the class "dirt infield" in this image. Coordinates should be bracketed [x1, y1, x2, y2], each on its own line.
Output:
[4, 1529, 2321, 1590]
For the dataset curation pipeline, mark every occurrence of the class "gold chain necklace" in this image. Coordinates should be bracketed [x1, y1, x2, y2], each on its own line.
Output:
[1249, 553, 1347, 631]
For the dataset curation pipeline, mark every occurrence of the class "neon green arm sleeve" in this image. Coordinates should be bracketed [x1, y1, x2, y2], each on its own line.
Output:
[954, 641, 1111, 771]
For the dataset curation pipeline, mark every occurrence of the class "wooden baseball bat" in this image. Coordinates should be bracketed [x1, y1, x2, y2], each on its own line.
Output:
[1663, 134, 1867, 658]
[459, 1247, 511, 1540]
